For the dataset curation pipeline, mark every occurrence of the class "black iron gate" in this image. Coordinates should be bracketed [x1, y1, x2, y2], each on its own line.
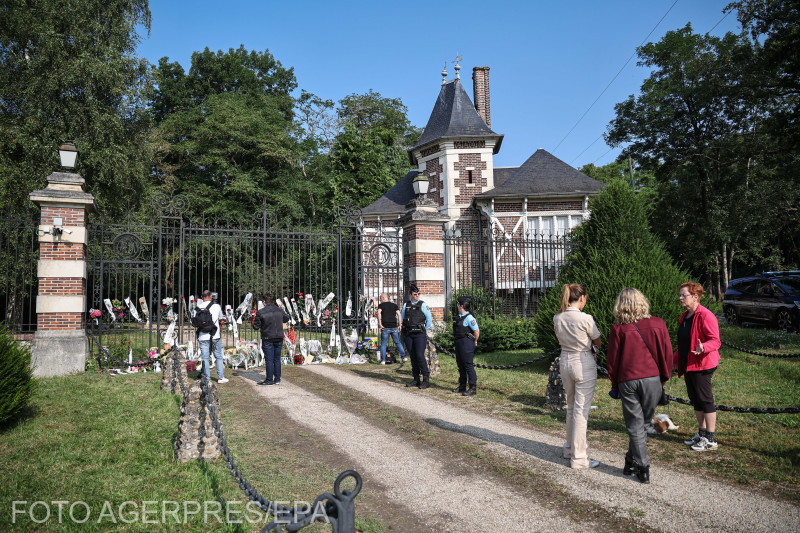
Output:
[87, 196, 402, 361]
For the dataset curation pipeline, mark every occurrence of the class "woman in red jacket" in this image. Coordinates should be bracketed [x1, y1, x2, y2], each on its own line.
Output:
[676, 282, 721, 452]
[607, 288, 673, 483]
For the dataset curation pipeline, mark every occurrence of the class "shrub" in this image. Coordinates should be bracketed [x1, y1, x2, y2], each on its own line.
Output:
[0, 326, 35, 426]
[533, 180, 691, 364]
[436, 317, 537, 354]
[449, 286, 503, 318]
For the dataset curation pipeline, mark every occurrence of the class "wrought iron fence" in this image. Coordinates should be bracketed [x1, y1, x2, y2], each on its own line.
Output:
[86, 196, 402, 362]
[443, 225, 573, 318]
[0, 216, 39, 336]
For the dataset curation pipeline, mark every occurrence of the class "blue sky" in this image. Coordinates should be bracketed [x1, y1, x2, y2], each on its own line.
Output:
[136, 0, 741, 169]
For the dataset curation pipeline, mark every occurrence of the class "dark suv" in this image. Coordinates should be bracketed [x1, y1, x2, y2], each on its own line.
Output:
[723, 272, 800, 330]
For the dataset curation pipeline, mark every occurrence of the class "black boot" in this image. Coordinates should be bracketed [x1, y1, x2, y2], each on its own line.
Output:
[635, 465, 650, 484]
[418, 376, 430, 390]
[452, 384, 466, 393]
[406, 379, 420, 388]
[462, 385, 476, 396]
[623, 456, 635, 476]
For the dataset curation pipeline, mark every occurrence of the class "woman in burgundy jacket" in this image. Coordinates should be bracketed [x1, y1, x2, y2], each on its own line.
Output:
[676, 282, 722, 452]
[607, 288, 673, 483]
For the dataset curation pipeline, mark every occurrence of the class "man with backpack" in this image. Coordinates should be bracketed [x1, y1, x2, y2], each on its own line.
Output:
[253, 293, 290, 385]
[401, 285, 433, 389]
[194, 290, 227, 383]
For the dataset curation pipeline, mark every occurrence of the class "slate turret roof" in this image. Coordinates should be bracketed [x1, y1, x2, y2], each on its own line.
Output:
[409, 79, 503, 158]
[475, 149, 604, 198]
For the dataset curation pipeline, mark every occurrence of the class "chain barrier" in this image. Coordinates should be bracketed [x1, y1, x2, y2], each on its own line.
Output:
[430, 339, 798, 414]
[430, 339, 560, 369]
[196, 371, 362, 532]
[720, 339, 800, 358]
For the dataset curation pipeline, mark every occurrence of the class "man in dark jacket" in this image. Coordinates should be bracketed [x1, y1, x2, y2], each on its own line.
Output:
[253, 294, 290, 385]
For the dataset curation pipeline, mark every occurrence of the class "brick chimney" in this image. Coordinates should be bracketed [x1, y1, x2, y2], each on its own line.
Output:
[472, 66, 491, 128]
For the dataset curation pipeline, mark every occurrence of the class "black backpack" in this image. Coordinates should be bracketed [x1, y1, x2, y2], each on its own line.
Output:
[192, 304, 217, 335]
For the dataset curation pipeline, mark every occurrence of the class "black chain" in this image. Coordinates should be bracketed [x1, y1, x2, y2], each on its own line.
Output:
[430, 339, 559, 369]
[663, 393, 800, 414]
[196, 371, 361, 532]
[720, 339, 800, 358]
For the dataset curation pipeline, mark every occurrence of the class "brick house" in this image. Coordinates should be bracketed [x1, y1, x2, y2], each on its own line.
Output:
[362, 65, 604, 316]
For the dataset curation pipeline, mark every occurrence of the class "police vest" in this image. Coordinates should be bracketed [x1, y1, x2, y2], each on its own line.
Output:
[453, 313, 473, 340]
[403, 300, 426, 332]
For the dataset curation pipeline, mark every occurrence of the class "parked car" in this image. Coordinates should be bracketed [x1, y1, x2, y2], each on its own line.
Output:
[723, 272, 800, 330]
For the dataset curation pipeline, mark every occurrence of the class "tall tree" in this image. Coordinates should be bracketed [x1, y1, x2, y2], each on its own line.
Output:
[0, 0, 153, 215]
[605, 24, 798, 295]
[329, 90, 420, 207]
[150, 47, 325, 222]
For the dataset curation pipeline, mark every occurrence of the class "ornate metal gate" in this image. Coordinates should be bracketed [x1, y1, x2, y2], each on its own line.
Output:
[86, 196, 402, 361]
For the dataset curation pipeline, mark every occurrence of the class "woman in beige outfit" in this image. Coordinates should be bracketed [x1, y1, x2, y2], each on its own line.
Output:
[553, 284, 602, 469]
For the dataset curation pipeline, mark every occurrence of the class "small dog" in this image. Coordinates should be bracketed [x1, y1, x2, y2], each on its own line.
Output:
[646, 413, 680, 434]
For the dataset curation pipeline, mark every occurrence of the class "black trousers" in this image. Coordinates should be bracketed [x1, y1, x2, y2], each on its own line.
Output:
[455, 336, 477, 387]
[403, 331, 429, 380]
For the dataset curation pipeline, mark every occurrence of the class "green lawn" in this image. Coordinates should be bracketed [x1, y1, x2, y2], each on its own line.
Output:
[0, 372, 374, 532]
[408, 323, 800, 497]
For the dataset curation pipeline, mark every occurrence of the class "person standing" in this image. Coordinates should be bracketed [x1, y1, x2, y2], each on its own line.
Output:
[676, 282, 721, 451]
[401, 285, 433, 389]
[452, 296, 480, 396]
[253, 293, 290, 385]
[606, 288, 673, 483]
[377, 293, 407, 364]
[553, 283, 602, 469]
[196, 290, 227, 383]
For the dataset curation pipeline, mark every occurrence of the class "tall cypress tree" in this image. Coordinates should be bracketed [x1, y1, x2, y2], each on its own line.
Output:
[533, 180, 690, 361]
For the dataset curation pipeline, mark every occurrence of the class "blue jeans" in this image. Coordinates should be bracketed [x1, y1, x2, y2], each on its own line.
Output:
[263, 339, 283, 384]
[199, 338, 224, 380]
[380, 327, 406, 361]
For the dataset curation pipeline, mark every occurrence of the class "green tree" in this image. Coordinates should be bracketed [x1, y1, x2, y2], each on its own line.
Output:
[533, 180, 689, 361]
[605, 24, 798, 295]
[329, 90, 420, 207]
[149, 47, 328, 222]
[0, 0, 153, 215]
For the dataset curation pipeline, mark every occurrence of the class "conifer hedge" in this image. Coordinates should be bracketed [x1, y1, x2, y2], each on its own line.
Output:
[0, 326, 35, 426]
[533, 180, 690, 364]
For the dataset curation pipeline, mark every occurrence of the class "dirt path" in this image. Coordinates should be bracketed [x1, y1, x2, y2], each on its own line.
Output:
[239, 366, 798, 533]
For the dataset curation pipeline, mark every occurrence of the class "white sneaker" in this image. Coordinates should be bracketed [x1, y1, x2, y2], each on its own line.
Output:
[380, 361, 386, 365]
[217, 377, 229, 384]
[683, 433, 702, 446]
[588, 459, 601, 468]
[690, 437, 719, 451]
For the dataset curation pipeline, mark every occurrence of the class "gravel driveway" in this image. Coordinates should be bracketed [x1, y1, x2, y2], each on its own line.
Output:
[242, 365, 798, 532]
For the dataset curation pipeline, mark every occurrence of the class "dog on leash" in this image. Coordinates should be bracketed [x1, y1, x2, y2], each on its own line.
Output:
[646, 413, 680, 434]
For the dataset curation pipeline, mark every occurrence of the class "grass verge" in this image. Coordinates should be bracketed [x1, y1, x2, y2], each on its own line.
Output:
[0, 372, 383, 532]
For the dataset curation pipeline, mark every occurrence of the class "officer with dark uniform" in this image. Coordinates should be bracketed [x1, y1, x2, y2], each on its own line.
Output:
[401, 284, 433, 389]
[453, 296, 480, 396]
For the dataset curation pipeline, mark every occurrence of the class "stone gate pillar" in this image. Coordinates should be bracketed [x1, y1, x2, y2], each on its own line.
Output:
[29, 172, 95, 376]
[399, 197, 449, 325]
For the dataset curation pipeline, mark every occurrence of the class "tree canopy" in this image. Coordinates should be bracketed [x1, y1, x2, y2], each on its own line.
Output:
[605, 6, 799, 294]
[0, 0, 153, 215]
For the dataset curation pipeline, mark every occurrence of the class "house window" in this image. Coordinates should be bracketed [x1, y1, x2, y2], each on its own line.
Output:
[468, 170, 473, 184]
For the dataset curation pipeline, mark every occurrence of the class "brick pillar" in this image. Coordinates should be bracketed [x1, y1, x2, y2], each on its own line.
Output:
[399, 197, 449, 324]
[29, 172, 95, 376]
[472, 66, 491, 127]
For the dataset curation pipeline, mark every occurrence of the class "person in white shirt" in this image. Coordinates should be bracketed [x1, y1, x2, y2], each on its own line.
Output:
[553, 283, 602, 469]
[196, 289, 227, 383]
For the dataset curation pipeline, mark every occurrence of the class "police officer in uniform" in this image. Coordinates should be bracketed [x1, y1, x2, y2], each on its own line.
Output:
[453, 296, 480, 396]
[401, 285, 433, 389]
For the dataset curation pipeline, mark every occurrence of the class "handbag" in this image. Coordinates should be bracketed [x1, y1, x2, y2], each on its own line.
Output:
[632, 323, 670, 406]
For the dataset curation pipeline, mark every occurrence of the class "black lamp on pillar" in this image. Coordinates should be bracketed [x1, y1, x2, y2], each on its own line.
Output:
[58, 142, 78, 169]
